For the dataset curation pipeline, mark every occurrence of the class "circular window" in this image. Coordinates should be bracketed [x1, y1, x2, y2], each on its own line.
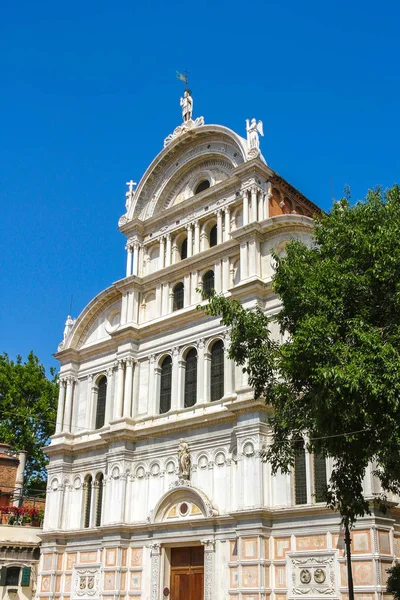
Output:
[180, 502, 189, 516]
[194, 180, 210, 195]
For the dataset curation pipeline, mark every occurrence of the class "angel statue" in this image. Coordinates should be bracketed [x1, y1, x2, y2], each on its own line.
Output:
[178, 440, 191, 480]
[180, 89, 193, 123]
[246, 118, 264, 158]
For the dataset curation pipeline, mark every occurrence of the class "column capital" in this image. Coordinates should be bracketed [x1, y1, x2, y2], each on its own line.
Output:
[66, 375, 76, 385]
[126, 357, 135, 368]
[149, 354, 156, 365]
[87, 374, 94, 383]
[196, 338, 205, 350]
[117, 359, 125, 370]
[201, 539, 216, 552]
[149, 542, 161, 556]
[59, 377, 67, 387]
[172, 346, 179, 358]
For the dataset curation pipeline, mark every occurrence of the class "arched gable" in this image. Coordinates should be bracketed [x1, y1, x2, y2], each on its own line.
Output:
[125, 125, 249, 223]
[151, 483, 218, 523]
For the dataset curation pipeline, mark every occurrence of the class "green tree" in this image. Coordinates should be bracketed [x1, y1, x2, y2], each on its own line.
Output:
[0, 352, 58, 488]
[387, 563, 400, 600]
[201, 184, 400, 527]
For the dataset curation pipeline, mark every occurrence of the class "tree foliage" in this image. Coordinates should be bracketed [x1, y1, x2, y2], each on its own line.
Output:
[201, 185, 400, 526]
[0, 352, 58, 487]
[387, 563, 400, 600]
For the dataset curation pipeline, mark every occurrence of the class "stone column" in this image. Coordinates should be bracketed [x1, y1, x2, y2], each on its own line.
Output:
[168, 285, 174, 313]
[196, 339, 205, 404]
[85, 374, 93, 430]
[165, 234, 172, 267]
[204, 348, 211, 403]
[63, 377, 74, 433]
[171, 347, 180, 410]
[265, 183, 271, 219]
[114, 360, 125, 419]
[251, 186, 258, 222]
[222, 256, 230, 291]
[150, 543, 161, 600]
[123, 358, 134, 418]
[240, 241, 248, 280]
[126, 244, 133, 277]
[160, 236, 165, 269]
[155, 283, 162, 318]
[55, 379, 66, 433]
[224, 207, 230, 241]
[214, 259, 222, 294]
[248, 237, 257, 276]
[194, 221, 200, 254]
[216, 210, 223, 244]
[132, 242, 139, 276]
[258, 191, 264, 221]
[148, 354, 156, 415]
[162, 282, 168, 315]
[171, 238, 178, 265]
[201, 540, 216, 600]
[243, 189, 249, 225]
[223, 333, 233, 396]
[184, 273, 191, 306]
[105, 366, 114, 424]
[187, 223, 193, 257]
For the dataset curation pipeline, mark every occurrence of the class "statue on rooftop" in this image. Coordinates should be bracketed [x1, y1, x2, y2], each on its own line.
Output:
[180, 89, 193, 123]
[246, 118, 264, 159]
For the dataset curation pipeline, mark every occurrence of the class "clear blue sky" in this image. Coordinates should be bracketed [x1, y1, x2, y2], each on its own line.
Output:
[1, 0, 399, 375]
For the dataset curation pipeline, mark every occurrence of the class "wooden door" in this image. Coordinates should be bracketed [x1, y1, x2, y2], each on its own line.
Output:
[170, 547, 204, 600]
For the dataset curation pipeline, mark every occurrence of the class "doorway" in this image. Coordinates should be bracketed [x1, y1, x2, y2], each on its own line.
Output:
[170, 546, 204, 600]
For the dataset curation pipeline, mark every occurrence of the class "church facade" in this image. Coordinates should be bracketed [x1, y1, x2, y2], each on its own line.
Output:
[38, 94, 400, 600]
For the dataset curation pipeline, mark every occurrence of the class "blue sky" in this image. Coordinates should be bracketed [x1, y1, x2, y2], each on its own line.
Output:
[1, 0, 399, 374]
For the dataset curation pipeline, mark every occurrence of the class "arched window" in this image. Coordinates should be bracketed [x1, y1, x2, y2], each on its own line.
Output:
[210, 340, 224, 401]
[202, 270, 215, 298]
[173, 282, 184, 311]
[294, 439, 307, 504]
[180, 238, 188, 260]
[195, 180, 210, 195]
[313, 451, 327, 502]
[184, 349, 197, 408]
[95, 473, 104, 527]
[84, 475, 92, 528]
[95, 376, 107, 430]
[160, 356, 172, 414]
[209, 224, 217, 247]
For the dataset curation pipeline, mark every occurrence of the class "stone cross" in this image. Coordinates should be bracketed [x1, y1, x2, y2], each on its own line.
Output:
[126, 180, 137, 193]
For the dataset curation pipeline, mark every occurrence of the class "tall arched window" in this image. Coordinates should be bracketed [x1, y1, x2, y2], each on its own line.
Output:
[84, 475, 92, 528]
[95, 473, 104, 527]
[95, 376, 107, 430]
[294, 439, 307, 504]
[181, 238, 188, 260]
[195, 180, 210, 194]
[203, 270, 215, 298]
[160, 356, 172, 414]
[173, 282, 184, 311]
[313, 451, 327, 502]
[209, 224, 217, 247]
[210, 340, 224, 401]
[184, 349, 197, 408]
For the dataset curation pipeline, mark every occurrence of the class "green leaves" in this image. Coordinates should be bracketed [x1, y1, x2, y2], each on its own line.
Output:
[0, 352, 58, 486]
[201, 184, 400, 527]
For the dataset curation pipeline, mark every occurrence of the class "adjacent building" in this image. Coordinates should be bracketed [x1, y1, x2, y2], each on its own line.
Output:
[38, 93, 400, 600]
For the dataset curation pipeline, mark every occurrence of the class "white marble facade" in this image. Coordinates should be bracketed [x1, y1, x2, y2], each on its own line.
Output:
[38, 108, 400, 600]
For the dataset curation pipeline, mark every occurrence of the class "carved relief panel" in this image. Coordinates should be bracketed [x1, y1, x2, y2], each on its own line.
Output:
[289, 553, 336, 597]
[72, 566, 100, 599]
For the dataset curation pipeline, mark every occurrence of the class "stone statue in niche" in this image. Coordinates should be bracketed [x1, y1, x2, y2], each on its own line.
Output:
[178, 439, 191, 480]
[180, 89, 193, 122]
[246, 118, 264, 159]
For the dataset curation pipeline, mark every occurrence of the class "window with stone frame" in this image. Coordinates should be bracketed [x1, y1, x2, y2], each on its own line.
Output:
[95, 376, 107, 430]
[313, 451, 327, 502]
[294, 438, 307, 504]
[180, 237, 188, 260]
[95, 473, 104, 527]
[194, 179, 210, 194]
[184, 348, 197, 408]
[209, 224, 217, 247]
[84, 475, 93, 528]
[202, 270, 215, 298]
[173, 282, 184, 311]
[210, 340, 224, 401]
[160, 355, 172, 413]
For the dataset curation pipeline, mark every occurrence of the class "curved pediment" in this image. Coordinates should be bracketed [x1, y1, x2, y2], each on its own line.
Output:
[125, 125, 248, 222]
[60, 286, 121, 351]
[151, 483, 218, 524]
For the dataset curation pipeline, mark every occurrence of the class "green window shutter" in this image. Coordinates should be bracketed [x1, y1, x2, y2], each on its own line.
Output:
[0, 567, 7, 586]
[21, 567, 31, 587]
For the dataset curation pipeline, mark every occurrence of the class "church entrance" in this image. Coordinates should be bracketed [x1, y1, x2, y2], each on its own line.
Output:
[170, 546, 204, 600]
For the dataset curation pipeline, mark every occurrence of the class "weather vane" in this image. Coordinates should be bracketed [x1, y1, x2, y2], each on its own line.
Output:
[176, 69, 189, 89]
